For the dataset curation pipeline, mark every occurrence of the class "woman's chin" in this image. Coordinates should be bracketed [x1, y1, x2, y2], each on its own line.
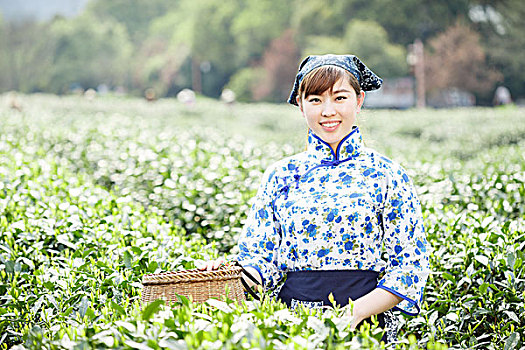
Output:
[318, 134, 341, 147]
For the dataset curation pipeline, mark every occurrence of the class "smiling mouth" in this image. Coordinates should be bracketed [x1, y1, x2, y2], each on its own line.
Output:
[320, 121, 341, 130]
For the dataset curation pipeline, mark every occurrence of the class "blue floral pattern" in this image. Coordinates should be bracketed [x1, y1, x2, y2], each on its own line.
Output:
[237, 127, 430, 315]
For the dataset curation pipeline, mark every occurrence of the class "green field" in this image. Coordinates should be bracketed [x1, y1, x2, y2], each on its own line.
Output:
[1, 94, 524, 349]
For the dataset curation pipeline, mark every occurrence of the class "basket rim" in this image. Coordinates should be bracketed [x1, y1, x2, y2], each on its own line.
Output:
[142, 265, 243, 285]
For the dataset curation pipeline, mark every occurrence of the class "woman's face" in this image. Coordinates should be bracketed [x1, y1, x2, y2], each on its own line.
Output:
[298, 78, 365, 152]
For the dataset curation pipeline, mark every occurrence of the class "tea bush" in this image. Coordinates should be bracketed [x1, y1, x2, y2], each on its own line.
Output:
[0, 94, 523, 349]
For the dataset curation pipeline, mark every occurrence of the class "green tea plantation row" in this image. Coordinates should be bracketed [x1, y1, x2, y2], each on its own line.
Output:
[0, 94, 523, 349]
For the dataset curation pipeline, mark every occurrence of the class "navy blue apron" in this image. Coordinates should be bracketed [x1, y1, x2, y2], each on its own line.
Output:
[277, 270, 385, 329]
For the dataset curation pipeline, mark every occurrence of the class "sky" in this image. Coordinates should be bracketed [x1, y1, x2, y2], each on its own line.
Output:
[0, 0, 90, 21]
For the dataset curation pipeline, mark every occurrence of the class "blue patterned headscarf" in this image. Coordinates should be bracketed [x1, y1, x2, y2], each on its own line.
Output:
[287, 54, 383, 106]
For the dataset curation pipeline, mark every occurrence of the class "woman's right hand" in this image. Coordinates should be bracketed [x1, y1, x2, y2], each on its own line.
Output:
[196, 259, 262, 287]
[196, 258, 263, 297]
[196, 257, 226, 271]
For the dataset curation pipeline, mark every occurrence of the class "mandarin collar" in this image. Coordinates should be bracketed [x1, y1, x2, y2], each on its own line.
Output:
[307, 126, 363, 162]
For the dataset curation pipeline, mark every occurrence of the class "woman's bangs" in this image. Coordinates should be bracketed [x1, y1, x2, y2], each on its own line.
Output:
[301, 66, 346, 98]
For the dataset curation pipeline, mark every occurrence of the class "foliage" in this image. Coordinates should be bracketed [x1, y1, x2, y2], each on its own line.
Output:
[142, 0, 241, 96]
[425, 21, 502, 96]
[418, 213, 524, 347]
[301, 20, 409, 81]
[342, 20, 407, 77]
[46, 14, 133, 94]
[225, 28, 300, 103]
[1, 0, 524, 101]
[361, 0, 471, 46]
[300, 35, 346, 57]
[132, 38, 191, 97]
[0, 20, 55, 93]
[481, 0, 525, 101]
[0, 94, 524, 349]
[290, 0, 352, 39]
[251, 29, 300, 102]
[85, 0, 175, 43]
[291, 0, 471, 46]
[225, 67, 266, 102]
[229, 0, 293, 67]
[145, 0, 292, 98]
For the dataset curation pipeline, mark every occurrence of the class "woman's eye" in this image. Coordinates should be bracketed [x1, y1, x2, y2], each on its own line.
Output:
[336, 96, 347, 101]
[308, 97, 321, 103]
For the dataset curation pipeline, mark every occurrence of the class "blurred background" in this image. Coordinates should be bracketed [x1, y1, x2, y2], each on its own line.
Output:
[0, 0, 522, 107]
[0, 4, 523, 348]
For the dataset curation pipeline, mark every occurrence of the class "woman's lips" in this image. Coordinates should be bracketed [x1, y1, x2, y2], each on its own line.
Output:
[320, 121, 341, 132]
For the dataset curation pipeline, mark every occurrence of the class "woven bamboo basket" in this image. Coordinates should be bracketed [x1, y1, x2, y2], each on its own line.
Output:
[141, 265, 245, 304]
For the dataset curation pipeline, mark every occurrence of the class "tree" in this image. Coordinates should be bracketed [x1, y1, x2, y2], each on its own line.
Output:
[131, 37, 190, 97]
[479, 0, 525, 100]
[425, 21, 501, 96]
[47, 14, 133, 93]
[230, 0, 292, 66]
[344, 20, 408, 77]
[225, 67, 265, 102]
[300, 36, 346, 57]
[302, 20, 408, 78]
[0, 19, 55, 93]
[363, 0, 471, 46]
[146, 0, 242, 96]
[291, 0, 353, 39]
[145, 0, 292, 98]
[292, 0, 472, 46]
[0, 14, 8, 90]
[253, 29, 300, 102]
[85, 0, 175, 44]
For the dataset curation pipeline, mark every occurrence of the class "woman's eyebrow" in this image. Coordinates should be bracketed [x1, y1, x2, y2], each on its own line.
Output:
[333, 89, 352, 94]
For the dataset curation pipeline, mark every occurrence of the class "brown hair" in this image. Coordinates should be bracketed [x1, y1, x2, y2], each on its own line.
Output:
[297, 65, 361, 104]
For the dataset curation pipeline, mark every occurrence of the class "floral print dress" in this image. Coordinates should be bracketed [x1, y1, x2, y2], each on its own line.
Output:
[236, 127, 430, 332]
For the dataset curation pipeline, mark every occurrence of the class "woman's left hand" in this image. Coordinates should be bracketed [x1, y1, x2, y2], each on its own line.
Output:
[347, 288, 403, 330]
[348, 308, 364, 331]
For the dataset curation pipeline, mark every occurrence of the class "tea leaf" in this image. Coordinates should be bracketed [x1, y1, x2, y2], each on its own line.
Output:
[111, 300, 126, 316]
[475, 255, 489, 266]
[504, 332, 519, 350]
[78, 297, 89, 318]
[504, 311, 519, 323]
[123, 251, 132, 269]
[142, 300, 164, 321]
[206, 299, 233, 313]
[442, 272, 455, 282]
[124, 340, 154, 350]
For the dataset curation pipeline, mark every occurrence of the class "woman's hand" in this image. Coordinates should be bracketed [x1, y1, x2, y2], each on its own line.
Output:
[196, 259, 263, 292]
[348, 305, 365, 331]
[196, 257, 226, 271]
[348, 288, 403, 330]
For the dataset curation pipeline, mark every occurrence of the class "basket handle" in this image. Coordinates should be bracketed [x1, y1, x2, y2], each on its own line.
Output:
[234, 261, 261, 301]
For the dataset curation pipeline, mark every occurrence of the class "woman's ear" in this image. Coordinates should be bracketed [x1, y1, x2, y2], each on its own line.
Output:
[356, 91, 365, 112]
[296, 96, 304, 113]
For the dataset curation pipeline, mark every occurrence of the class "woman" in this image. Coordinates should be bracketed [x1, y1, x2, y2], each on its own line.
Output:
[235, 54, 430, 341]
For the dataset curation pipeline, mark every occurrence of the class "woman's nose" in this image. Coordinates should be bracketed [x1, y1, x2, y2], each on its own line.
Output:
[321, 101, 336, 117]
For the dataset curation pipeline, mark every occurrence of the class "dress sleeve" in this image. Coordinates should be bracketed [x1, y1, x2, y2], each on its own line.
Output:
[236, 165, 284, 290]
[377, 165, 431, 315]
